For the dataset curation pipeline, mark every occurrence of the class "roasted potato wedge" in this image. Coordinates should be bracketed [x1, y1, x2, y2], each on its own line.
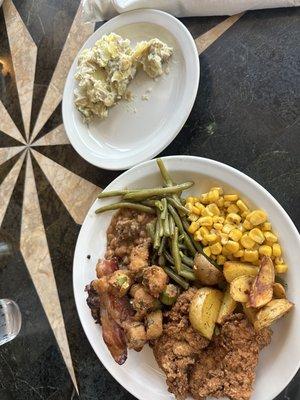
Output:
[273, 282, 286, 299]
[248, 256, 275, 308]
[189, 287, 223, 340]
[223, 261, 259, 283]
[254, 299, 294, 330]
[230, 275, 254, 302]
[194, 253, 223, 285]
[242, 303, 257, 324]
[217, 286, 237, 324]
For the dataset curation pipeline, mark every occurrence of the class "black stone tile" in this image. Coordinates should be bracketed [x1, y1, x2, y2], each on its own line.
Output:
[32, 102, 62, 143]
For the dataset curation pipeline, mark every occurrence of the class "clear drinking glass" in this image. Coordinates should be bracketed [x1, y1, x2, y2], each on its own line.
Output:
[0, 299, 22, 346]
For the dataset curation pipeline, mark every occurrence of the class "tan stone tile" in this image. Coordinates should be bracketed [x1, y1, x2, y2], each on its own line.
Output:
[33, 124, 70, 146]
[20, 152, 77, 391]
[0, 146, 24, 166]
[0, 101, 26, 144]
[0, 151, 25, 226]
[31, 149, 100, 224]
[30, 4, 95, 142]
[195, 13, 244, 55]
[3, 0, 37, 140]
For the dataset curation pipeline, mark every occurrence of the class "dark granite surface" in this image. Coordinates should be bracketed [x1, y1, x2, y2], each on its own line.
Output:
[0, 1, 299, 399]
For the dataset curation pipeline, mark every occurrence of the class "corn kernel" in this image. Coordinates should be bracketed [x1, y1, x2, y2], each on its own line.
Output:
[236, 199, 248, 212]
[275, 256, 284, 264]
[225, 240, 240, 254]
[186, 203, 193, 212]
[186, 197, 195, 205]
[226, 213, 242, 224]
[199, 226, 209, 237]
[273, 243, 282, 257]
[243, 220, 253, 230]
[213, 215, 224, 223]
[220, 233, 229, 245]
[244, 249, 259, 262]
[211, 186, 223, 195]
[210, 242, 222, 255]
[222, 224, 235, 234]
[188, 213, 199, 222]
[264, 231, 277, 243]
[190, 206, 201, 215]
[227, 204, 239, 214]
[229, 228, 243, 242]
[202, 239, 208, 246]
[214, 223, 223, 230]
[217, 255, 226, 265]
[208, 189, 220, 203]
[275, 263, 288, 274]
[188, 221, 200, 234]
[217, 197, 224, 208]
[261, 222, 272, 231]
[203, 246, 211, 257]
[222, 246, 231, 257]
[240, 234, 255, 249]
[194, 230, 202, 241]
[233, 249, 244, 258]
[201, 207, 214, 217]
[224, 194, 238, 201]
[205, 233, 218, 243]
[199, 216, 213, 227]
[249, 228, 265, 244]
[241, 210, 250, 219]
[207, 203, 220, 216]
[195, 202, 205, 214]
[224, 201, 233, 208]
[248, 210, 268, 226]
[259, 245, 272, 257]
[200, 193, 210, 204]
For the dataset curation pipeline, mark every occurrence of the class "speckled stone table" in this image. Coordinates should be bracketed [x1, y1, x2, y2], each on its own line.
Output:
[0, 1, 299, 399]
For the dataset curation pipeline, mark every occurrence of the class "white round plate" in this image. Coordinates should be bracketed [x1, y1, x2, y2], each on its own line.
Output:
[62, 10, 199, 170]
[73, 156, 300, 400]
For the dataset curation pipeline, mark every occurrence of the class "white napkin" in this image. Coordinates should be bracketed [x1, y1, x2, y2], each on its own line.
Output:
[83, 0, 299, 21]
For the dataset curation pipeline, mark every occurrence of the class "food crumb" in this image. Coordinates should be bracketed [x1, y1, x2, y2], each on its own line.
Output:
[141, 94, 149, 101]
[124, 91, 134, 102]
[87, 254, 91, 260]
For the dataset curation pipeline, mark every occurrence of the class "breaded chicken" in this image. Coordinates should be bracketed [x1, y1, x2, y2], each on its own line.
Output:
[189, 314, 272, 400]
[153, 288, 209, 399]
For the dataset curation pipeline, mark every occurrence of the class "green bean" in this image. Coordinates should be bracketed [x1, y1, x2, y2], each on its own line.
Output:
[154, 217, 161, 249]
[163, 250, 174, 265]
[95, 202, 155, 214]
[146, 221, 155, 242]
[168, 204, 196, 255]
[178, 233, 185, 242]
[158, 212, 164, 237]
[180, 252, 194, 267]
[155, 200, 164, 211]
[158, 254, 165, 267]
[141, 200, 157, 207]
[167, 197, 189, 215]
[158, 236, 166, 256]
[123, 182, 194, 201]
[163, 267, 189, 290]
[163, 212, 170, 237]
[171, 227, 182, 273]
[161, 198, 168, 220]
[156, 158, 173, 186]
[169, 214, 175, 236]
[178, 243, 187, 250]
[97, 189, 133, 198]
[179, 269, 196, 281]
[151, 251, 157, 265]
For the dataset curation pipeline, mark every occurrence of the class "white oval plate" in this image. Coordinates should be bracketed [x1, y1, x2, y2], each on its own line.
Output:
[73, 156, 300, 400]
[62, 10, 199, 170]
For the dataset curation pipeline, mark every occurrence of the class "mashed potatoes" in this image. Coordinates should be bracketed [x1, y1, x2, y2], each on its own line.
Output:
[74, 33, 173, 122]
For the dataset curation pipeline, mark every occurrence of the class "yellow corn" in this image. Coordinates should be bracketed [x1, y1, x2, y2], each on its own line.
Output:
[249, 228, 265, 244]
[207, 203, 220, 216]
[264, 231, 278, 243]
[217, 255, 226, 265]
[273, 243, 282, 257]
[241, 210, 250, 219]
[224, 201, 233, 208]
[229, 228, 243, 242]
[188, 221, 200, 234]
[190, 206, 200, 215]
[205, 233, 218, 243]
[210, 242, 222, 255]
[199, 226, 210, 237]
[203, 246, 211, 257]
[227, 204, 239, 214]
[233, 249, 244, 258]
[194, 230, 202, 241]
[217, 197, 224, 208]
[225, 240, 240, 254]
[247, 210, 268, 226]
[261, 222, 272, 231]
[236, 199, 248, 212]
[186, 203, 193, 212]
[275, 263, 288, 274]
[202, 239, 208, 246]
[199, 216, 213, 227]
[244, 249, 259, 262]
[275, 256, 284, 264]
[200, 193, 210, 204]
[221, 246, 231, 257]
[243, 220, 253, 231]
[226, 213, 242, 224]
[240, 234, 255, 249]
[213, 215, 225, 223]
[259, 245, 272, 257]
[222, 224, 235, 234]
[188, 213, 199, 222]
[214, 223, 223, 230]
[186, 197, 195, 205]
[224, 194, 239, 201]
[210, 186, 223, 195]
[195, 202, 205, 214]
[201, 207, 214, 217]
[220, 233, 229, 245]
[208, 189, 220, 203]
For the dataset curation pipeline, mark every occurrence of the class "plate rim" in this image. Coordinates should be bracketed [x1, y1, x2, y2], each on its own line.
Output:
[73, 155, 300, 400]
[62, 9, 200, 170]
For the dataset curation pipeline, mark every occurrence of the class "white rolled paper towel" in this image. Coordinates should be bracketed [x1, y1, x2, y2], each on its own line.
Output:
[83, 0, 299, 21]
